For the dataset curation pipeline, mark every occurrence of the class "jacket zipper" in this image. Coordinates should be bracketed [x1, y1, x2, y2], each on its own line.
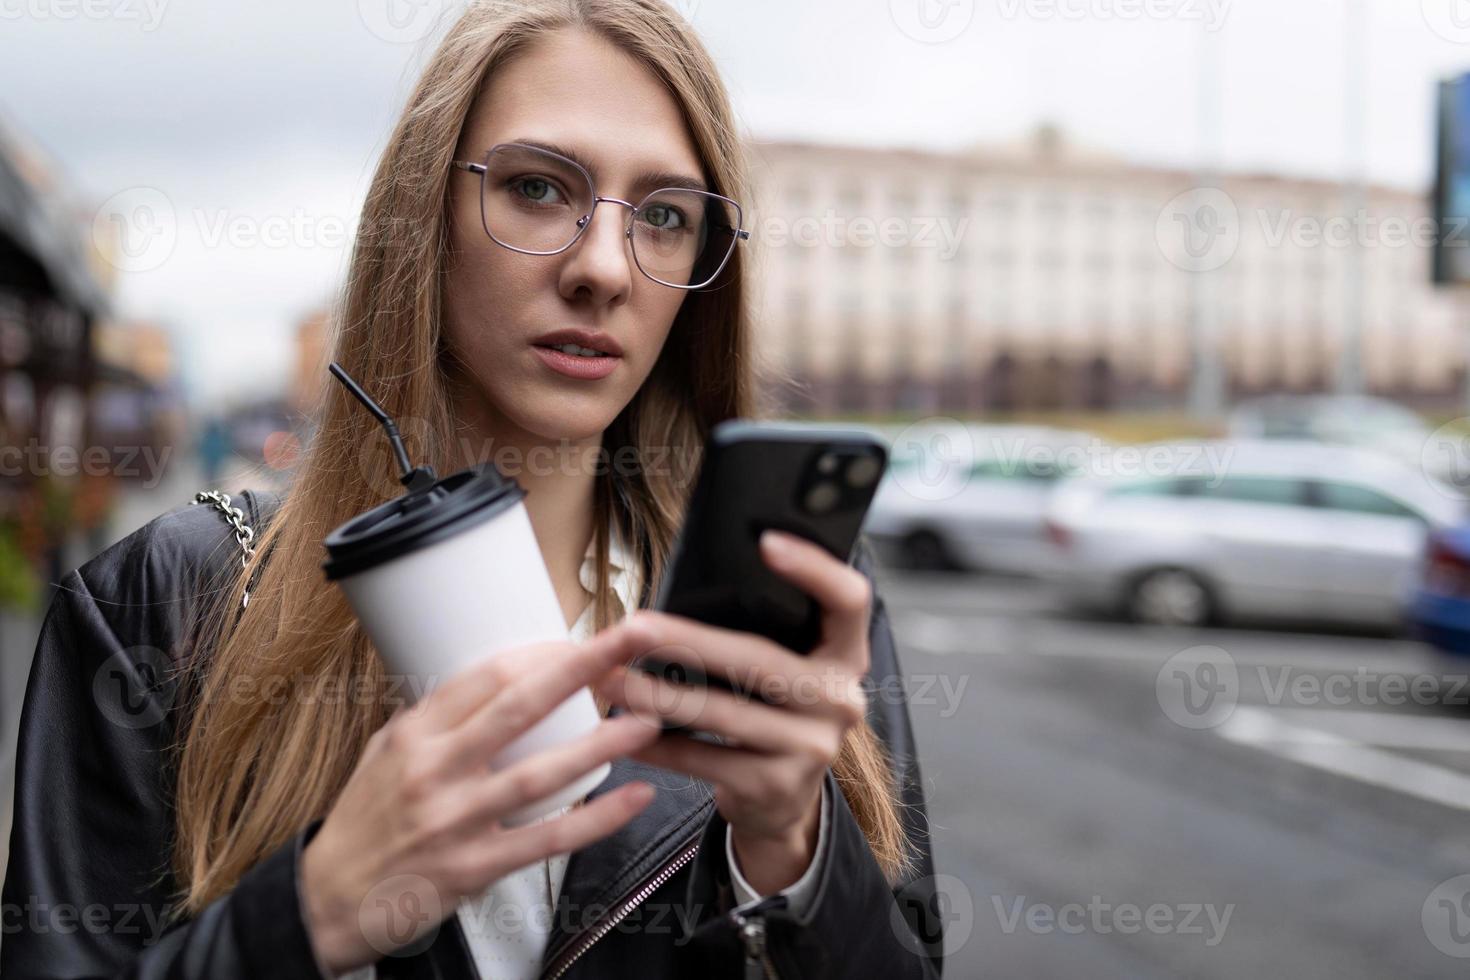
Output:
[541, 838, 701, 979]
[733, 910, 782, 980]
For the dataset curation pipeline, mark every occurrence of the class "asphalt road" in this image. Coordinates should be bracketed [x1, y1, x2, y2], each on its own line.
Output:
[876, 566, 1470, 980]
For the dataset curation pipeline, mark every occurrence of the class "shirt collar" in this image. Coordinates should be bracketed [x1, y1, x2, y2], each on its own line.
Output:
[576, 523, 640, 625]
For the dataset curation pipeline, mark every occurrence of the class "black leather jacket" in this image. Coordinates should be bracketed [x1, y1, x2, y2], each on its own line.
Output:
[1, 489, 943, 979]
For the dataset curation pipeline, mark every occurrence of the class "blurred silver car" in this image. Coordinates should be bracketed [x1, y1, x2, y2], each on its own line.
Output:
[1228, 394, 1470, 487]
[1045, 440, 1467, 628]
[863, 423, 1104, 574]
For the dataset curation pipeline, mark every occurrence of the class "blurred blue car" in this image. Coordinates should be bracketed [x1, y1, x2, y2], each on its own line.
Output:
[1409, 526, 1470, 658]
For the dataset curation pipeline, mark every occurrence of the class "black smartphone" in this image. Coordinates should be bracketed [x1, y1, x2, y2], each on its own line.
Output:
[635, 420, 888, 702]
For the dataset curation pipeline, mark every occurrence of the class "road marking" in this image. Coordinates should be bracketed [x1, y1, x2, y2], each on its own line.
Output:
[891, 610, 1436, 674]
[1258, 709, 1470, 754]
[1216, 706, 1470, 811]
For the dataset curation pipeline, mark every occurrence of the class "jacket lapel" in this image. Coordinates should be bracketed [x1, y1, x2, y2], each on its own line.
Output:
[375, 758, 712, 980]
[539, 756, 714, 972]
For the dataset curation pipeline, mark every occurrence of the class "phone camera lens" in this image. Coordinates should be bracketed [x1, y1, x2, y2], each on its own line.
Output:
[817, 452, 840, 475]
[844, 454, 881, 488]
[804, 481, 840, 514]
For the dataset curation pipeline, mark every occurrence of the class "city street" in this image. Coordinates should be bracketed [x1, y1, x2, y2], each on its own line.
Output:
[7, 486, 1470, 978]
[880, 566, 1470, 979]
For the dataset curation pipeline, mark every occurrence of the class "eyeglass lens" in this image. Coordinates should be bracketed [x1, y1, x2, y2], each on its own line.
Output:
[478, 143, 739, 288]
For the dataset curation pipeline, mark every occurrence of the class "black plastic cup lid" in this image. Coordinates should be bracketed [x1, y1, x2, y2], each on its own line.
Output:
[322, 463, 526, 581]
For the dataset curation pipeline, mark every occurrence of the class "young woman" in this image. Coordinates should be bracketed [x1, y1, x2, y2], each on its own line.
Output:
[0, 2, 942, 977]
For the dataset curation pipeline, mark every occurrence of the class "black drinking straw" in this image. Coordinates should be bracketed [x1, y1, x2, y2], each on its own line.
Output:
[329, 362, 437, 492]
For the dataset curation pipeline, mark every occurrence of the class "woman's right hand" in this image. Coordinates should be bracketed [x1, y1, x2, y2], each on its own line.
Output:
[298, 622, 663, 974]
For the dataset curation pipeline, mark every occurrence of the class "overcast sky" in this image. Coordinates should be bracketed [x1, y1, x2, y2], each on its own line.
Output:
[4, 0, 1470, 405]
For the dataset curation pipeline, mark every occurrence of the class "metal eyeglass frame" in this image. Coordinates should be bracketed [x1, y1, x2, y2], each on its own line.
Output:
[451, 141, 751, 290]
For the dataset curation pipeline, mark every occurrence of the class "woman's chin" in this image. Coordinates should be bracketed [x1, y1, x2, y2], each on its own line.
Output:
[516, 401, 620, 446]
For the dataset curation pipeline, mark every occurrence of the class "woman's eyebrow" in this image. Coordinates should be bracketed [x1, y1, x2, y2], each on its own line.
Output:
[508, 137, 708, 193]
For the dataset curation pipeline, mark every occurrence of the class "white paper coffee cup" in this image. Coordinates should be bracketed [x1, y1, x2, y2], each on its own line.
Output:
[324, 465, 610, 826]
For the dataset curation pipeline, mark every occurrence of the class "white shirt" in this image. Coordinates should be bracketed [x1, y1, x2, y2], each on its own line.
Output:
[346, 527, 829, 979]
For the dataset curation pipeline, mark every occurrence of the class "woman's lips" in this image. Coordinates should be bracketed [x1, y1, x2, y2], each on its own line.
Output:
[532, 344, 622, 380]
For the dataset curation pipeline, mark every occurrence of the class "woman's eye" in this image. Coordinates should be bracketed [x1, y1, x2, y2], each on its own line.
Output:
[640, 205, 686, 230]
[511, 177, 564, 205]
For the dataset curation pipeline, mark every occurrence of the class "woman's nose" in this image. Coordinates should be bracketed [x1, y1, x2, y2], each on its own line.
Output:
[558, 201, 634, 306]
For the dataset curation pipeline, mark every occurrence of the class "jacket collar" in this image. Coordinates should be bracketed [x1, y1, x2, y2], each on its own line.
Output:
[550, 521, 714, 966]
[539, 760, 715, 971]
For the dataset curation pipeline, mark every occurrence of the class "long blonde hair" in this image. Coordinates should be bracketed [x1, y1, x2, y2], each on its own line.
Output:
[169, 0, 912, 917]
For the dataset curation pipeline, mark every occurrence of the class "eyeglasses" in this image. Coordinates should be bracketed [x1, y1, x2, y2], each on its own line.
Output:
[451, 142, 750, 290]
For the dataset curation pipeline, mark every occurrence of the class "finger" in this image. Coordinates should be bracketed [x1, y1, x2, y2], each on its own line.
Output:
[441, 620, 659, 765]
[623, 608, 868, 722]
[468, 780, 656, 876]
[758, 530, 871, 663]
[413, 639, 571, 733]
[625, 733, 779, 802]
[449, 712, 659, 824]
[598, 664, 840, 758]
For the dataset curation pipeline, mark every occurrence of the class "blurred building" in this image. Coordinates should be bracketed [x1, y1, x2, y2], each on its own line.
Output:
[290, 306, 331, 417]
[748, 126, 1470, 417]
[0, 120, 111, 599]
[90, 318, 184, 474]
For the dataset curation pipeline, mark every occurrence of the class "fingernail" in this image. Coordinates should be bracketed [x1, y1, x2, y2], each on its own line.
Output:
[761, 530, 790, 557]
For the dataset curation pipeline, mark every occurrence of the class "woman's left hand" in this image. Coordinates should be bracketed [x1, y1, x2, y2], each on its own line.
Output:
[594, 529, 872, 895]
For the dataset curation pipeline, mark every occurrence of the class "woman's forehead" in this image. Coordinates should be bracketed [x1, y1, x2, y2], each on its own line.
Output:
[465, 29, 703, 180]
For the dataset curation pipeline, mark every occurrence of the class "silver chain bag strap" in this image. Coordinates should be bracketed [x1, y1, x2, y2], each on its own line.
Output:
[190, 490, 258, 609]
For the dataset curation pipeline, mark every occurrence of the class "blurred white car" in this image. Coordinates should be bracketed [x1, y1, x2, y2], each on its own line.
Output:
[863, 423, 1105, 574]
[1045, 440, 1467, 628]
[1228, 394, 1470, 487]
